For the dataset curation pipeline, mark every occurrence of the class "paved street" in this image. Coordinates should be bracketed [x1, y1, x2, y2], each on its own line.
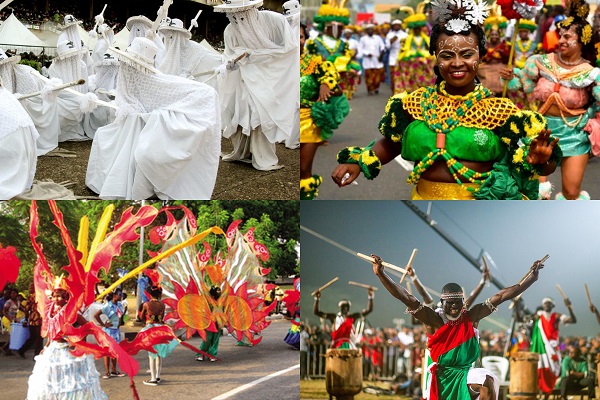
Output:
[313, 79, 600, 200]
[0, 318, 299, 400]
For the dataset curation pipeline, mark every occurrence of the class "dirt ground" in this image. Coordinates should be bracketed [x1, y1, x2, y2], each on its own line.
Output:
[35, 137, 299, 200]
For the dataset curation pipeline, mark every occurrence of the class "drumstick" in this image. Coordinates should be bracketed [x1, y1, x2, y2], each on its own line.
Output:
[481, 256, 491, 287]
[518, 254, 549, 285]
[556, 284, 568, 300]
[585, 284, 593, 307]
[311, 277, 339, 296]
[399, 249, 417, 284]
[348, 281, 378, 291]
[356, 253, 407, 274]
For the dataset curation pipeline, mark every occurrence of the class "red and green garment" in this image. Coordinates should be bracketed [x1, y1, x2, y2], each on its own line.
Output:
[427, 313, 480, 400]
[530, 312, 561, 394]
[331, 316, 354, 349]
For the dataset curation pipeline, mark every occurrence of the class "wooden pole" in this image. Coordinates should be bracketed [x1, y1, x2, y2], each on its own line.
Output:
[356, 252, 407, 274]
[518, 254, 549, 285]
[348, 281, 378, 291]
[399, 248, 418, 284]
[556, 284, 568, 300]
[502, 18, 520, 98]
[17, 79, 85, 100]
[585, 284, 593, 307]
[311, 277, 339, 296]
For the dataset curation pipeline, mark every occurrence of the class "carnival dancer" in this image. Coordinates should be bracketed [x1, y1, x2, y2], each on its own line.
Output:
[393, 3, 436, 94]
[478, 12, 510, 96]
[529, 297, 577, 399]
[27, 281, 108, 400]
[48, 40, 97, 142]
[282, 277, 301, 349]
[0, 78, 38, 200]
[300, 24, 348, 200]
[86, 36, 221, 199]
[372, 254, 547, 400]
[359, 24, 386, 95]
[157, 18, 222, 91]
[340, 27, 362, 100]
[313, 288, 374, 349]
[140, 285, 178, 386]
[507, 20, 539, 110]
[386, 19, 407, 93]
[283, 0, 302, 150]
[500, 0, 600, 200]
[195, 286, 223, 362]
[0, 48, 61, 157]
[305, 1, 354, 99]
[332, 0, 561, 200]
[216, 0, 299, 171]
[58, 15, 94, 76]
[126, 15, 166, 67]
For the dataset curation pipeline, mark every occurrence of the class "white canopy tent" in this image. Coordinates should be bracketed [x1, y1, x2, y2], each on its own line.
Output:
[112, 26, 130, 50]
[0, 13, 47, 54]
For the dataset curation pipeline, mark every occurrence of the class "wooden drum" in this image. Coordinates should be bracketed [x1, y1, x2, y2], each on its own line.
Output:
[325, 349, 363, 400]
[509, 352, 539, 400]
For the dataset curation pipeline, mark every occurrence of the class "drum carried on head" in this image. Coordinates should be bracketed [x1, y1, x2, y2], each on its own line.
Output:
[509, 351, 539, 400]
[9, 322, 30, 350]
[325, 348, 363, 400]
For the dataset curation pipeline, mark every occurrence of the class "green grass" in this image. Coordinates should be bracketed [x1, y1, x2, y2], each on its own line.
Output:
[300, 378, 412, 399]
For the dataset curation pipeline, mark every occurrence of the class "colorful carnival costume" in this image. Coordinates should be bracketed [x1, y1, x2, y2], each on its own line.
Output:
[282, 278, 300, 349]
[426, 309, 499, 400]
[508, 53, 600, 158]
[308, 1, 358, 99]
[393, 4, 436, 94]
[337, 82, 562, 199]
[508, 20, 540, 110]
[300, 53, 348, 199]
[477, 13, 510, 96]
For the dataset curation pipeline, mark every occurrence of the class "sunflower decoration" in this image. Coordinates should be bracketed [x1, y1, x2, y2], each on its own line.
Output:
[314, 0, 351, 31]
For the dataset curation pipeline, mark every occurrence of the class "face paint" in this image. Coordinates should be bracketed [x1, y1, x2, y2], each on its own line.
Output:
[435, 32, 480, 94]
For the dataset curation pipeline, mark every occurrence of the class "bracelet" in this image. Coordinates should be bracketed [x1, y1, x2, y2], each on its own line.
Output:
[300, 175, 323, 200]
[336, 140, 382, 180]
[405, 302, 424, 315]
[484, 298, 498, 313]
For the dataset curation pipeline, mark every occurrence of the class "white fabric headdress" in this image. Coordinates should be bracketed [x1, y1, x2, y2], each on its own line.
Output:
[430, 0, 490, 33]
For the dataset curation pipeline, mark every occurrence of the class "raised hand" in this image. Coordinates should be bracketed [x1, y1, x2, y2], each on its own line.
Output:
[526, 129, 559, 165]
[371, 254, 384, 275]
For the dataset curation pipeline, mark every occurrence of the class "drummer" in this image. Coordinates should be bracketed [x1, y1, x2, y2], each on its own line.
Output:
[313, 289, 374, 349]
[371, 254, 546, 400]
[530, 297, 577, 399]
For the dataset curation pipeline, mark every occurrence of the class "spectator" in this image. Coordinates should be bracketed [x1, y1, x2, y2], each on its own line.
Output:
[1, 288, 19, 355]
[94, 290, 125, 379]
[558, 346, 594, 399]
[17, 283, 44, 358]
[300, 324, 309, 380]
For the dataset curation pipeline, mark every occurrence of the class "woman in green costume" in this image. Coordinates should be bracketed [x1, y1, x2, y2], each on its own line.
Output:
[371, 254, 546, 400]
[300, 24, 349, 200]
[332, 0, 561, 200]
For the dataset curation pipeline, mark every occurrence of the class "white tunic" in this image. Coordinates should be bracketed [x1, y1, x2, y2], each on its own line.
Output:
[386, 29, 408, 67]
[358, 34, 385, 69]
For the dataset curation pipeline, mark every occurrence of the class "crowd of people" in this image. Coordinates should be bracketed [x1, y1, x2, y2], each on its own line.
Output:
[1, 0, 299, 200]
[300, 0, 600, 201]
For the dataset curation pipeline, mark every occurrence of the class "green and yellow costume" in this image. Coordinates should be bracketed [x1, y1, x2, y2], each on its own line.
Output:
[338, 83, 562, 199]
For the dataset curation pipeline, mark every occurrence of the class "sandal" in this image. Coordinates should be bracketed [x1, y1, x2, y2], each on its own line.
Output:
[102, 374, 111, 379]
[111, 371, 125, 377]
[143, 379, 158, 386]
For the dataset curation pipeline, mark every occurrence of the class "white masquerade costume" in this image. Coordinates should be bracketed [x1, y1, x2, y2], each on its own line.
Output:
[158, 31, 222, 91]
[0, 61, 61, 156]
[0, 86, 38, 199]
[284, 10, 300, 150]
[91, 27, 115, 66]
[58, 25, 95, 76]
[219, 9, 299, 170]
[84, 57, 118, 136]
[86, 63, 221, 199]
[127, 21, 166, 67]
[49, 49, 91, 141]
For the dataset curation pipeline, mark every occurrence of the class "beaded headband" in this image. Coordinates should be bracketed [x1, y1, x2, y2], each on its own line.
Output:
[441, 291, 464, 300]
[430, 0, 490, 33]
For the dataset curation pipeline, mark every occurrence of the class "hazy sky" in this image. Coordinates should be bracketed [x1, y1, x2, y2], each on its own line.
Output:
[301, 201, 600, 338]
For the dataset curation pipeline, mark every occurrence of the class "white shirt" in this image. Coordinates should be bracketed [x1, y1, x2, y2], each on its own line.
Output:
[358, 34, 385, 69]
[386, 29, 407, 66]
